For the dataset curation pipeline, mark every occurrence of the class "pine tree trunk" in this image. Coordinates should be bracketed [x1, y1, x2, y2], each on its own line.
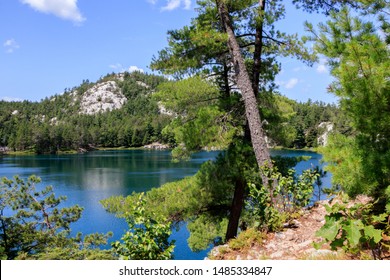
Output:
[217, 0, 272, 241]
[252, 0, 266, 97]
[225, 178, 246, 240]
[217, 0, 271, 182]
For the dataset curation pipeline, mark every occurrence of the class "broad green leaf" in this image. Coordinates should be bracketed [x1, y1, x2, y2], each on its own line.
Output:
[364, 225, 382, 244]
[316, 216, 341, 241]
[343, 220, 362, 247]
[330, 237, 344, 250]
[371, 213, 388, 223]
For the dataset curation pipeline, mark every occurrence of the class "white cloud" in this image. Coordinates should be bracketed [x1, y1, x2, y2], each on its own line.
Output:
[285, 78, 299, 89]
[108, 64, 144, 73]
[109, 63, 123, 70]
[3, 39, 20, 53]
[1, 96, 24, 102]
[293, 66, 308, 72]
[161, 0, 191, 11]
[316, 64, 327, 73]
[20, 0, 85, 23]
[316, 58, 328, 74]
[147, 0, 158, 4]
[128, 66, 144, 73]
[161, 0, 180, 11]
[183, 0, 191, 9]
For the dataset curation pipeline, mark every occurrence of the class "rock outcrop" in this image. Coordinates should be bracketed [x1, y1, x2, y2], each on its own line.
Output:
[317, 122, 334, 146]
[143, 142, 170, 150]
[207, 201, 336, 260]
[207, 195, 374, 260]
[79, 81, 127, 115]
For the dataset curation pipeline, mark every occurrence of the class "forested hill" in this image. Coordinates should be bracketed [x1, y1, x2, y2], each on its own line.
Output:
[0, 71, 343, 154]
[0, 71, 172, 154]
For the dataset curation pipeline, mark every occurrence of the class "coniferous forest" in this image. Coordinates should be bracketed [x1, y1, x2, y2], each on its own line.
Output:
[1, 0, 389, 261]
[0, 71, 343, 154]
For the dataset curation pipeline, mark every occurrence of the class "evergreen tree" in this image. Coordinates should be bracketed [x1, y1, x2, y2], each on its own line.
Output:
[307, 4, 390, 200]
[0, 176, 115, 259]
[307, 3, 390, 258]
[151, 0, 315, 240]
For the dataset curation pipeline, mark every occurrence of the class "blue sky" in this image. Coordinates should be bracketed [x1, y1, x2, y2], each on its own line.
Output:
[0, 0, 336, 104]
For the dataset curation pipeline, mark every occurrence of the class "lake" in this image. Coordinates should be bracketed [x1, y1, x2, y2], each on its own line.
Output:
[0, 149, 331, 259]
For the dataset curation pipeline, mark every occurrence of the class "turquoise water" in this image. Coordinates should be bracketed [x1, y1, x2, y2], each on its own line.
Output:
[0, 149, 331, 259]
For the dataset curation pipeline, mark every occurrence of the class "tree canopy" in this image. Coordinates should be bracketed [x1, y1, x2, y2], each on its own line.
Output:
[0, 176, 115, 260]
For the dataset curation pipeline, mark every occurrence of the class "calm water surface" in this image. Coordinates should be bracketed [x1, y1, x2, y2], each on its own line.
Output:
[0, 149, 331, 259]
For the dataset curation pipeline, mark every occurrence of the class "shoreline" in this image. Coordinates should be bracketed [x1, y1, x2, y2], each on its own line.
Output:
[2, 146, 321, 157]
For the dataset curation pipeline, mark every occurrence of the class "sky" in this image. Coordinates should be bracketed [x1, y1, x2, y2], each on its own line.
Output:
[0, 0, 337, 104]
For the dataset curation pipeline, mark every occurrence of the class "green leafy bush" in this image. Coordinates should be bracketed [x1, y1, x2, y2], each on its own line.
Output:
[315, 192, 390, 259]
[0, 175, 114, 260]
[246, 162, 319, 231]
[112, 193, 175, 260]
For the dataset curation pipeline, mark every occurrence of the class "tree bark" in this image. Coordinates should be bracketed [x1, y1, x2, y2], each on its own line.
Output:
[225, 177, 246, 241]
[217, 0, 272, 241]
[217, 0, 272, 177]
[252, 0, 266, 97]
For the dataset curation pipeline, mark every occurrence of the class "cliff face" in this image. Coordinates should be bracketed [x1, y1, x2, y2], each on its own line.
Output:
[317, 122, 334, 146]
[79, 81, 127, 115]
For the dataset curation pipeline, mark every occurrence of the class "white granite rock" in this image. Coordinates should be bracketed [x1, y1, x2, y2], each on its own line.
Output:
[79, 81, 127, 115]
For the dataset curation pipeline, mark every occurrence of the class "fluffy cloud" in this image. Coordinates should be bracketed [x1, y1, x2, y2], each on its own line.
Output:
[109, 64, 144, 73]
[285, 78, 299, 89]
[161, 0, 181, 11]
[316, 58, 328, 74]
[317, 64, 327, 73]
[150, 0, 191, 11]
[0, 96, 24, 102]
[183, 0, 191, 9]
[293, 66, 308, 72]
[128, 66, 144, 73]
[3, 39, 20, 53]
[109, 63, 123, 70]
[20, 0, 85, 23]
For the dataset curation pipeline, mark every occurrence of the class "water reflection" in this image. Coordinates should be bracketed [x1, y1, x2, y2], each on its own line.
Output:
[0, 150, 221, 259]
[82, 168, 125, 190]
[0, 149, 331, 259]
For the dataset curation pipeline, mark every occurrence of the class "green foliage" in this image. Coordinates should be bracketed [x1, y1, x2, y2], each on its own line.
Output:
[320, 134, 373, 197]
[308, 3, 390, 259]
[0, 71, 171, 154]
[102, 147, 240, 252]
[103, 144, 252, 252]
[149, 0, 325, 154]
[248, 93, 342, 149]
[101, 176, 199, 222]
[0, 75, 340, 154]
[310, 5, 390, 200]
[154, 77, 237, 159]
[103, 146, 321, 251]
[19, 232, 116, 260]
[227, 228, 266, 251]
[0, 175, 114, 260]
[187, 214, 228, 252]
[246, 162, 319, 231]
[112, 193, 175, 260]
[315, 192, 390, 259]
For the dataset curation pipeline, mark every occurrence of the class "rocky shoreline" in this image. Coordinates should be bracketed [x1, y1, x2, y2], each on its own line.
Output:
[143, 142, 170, 150]
[207, 200, 339, 260]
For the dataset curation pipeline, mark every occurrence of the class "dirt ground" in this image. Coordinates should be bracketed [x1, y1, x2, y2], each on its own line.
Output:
[208, 198, 369, 260]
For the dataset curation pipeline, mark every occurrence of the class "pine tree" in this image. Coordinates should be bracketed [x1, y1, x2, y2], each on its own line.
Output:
[307, 4, 390, 200]
[0, 176, 114, 259]
[151, 0, 315, 240]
